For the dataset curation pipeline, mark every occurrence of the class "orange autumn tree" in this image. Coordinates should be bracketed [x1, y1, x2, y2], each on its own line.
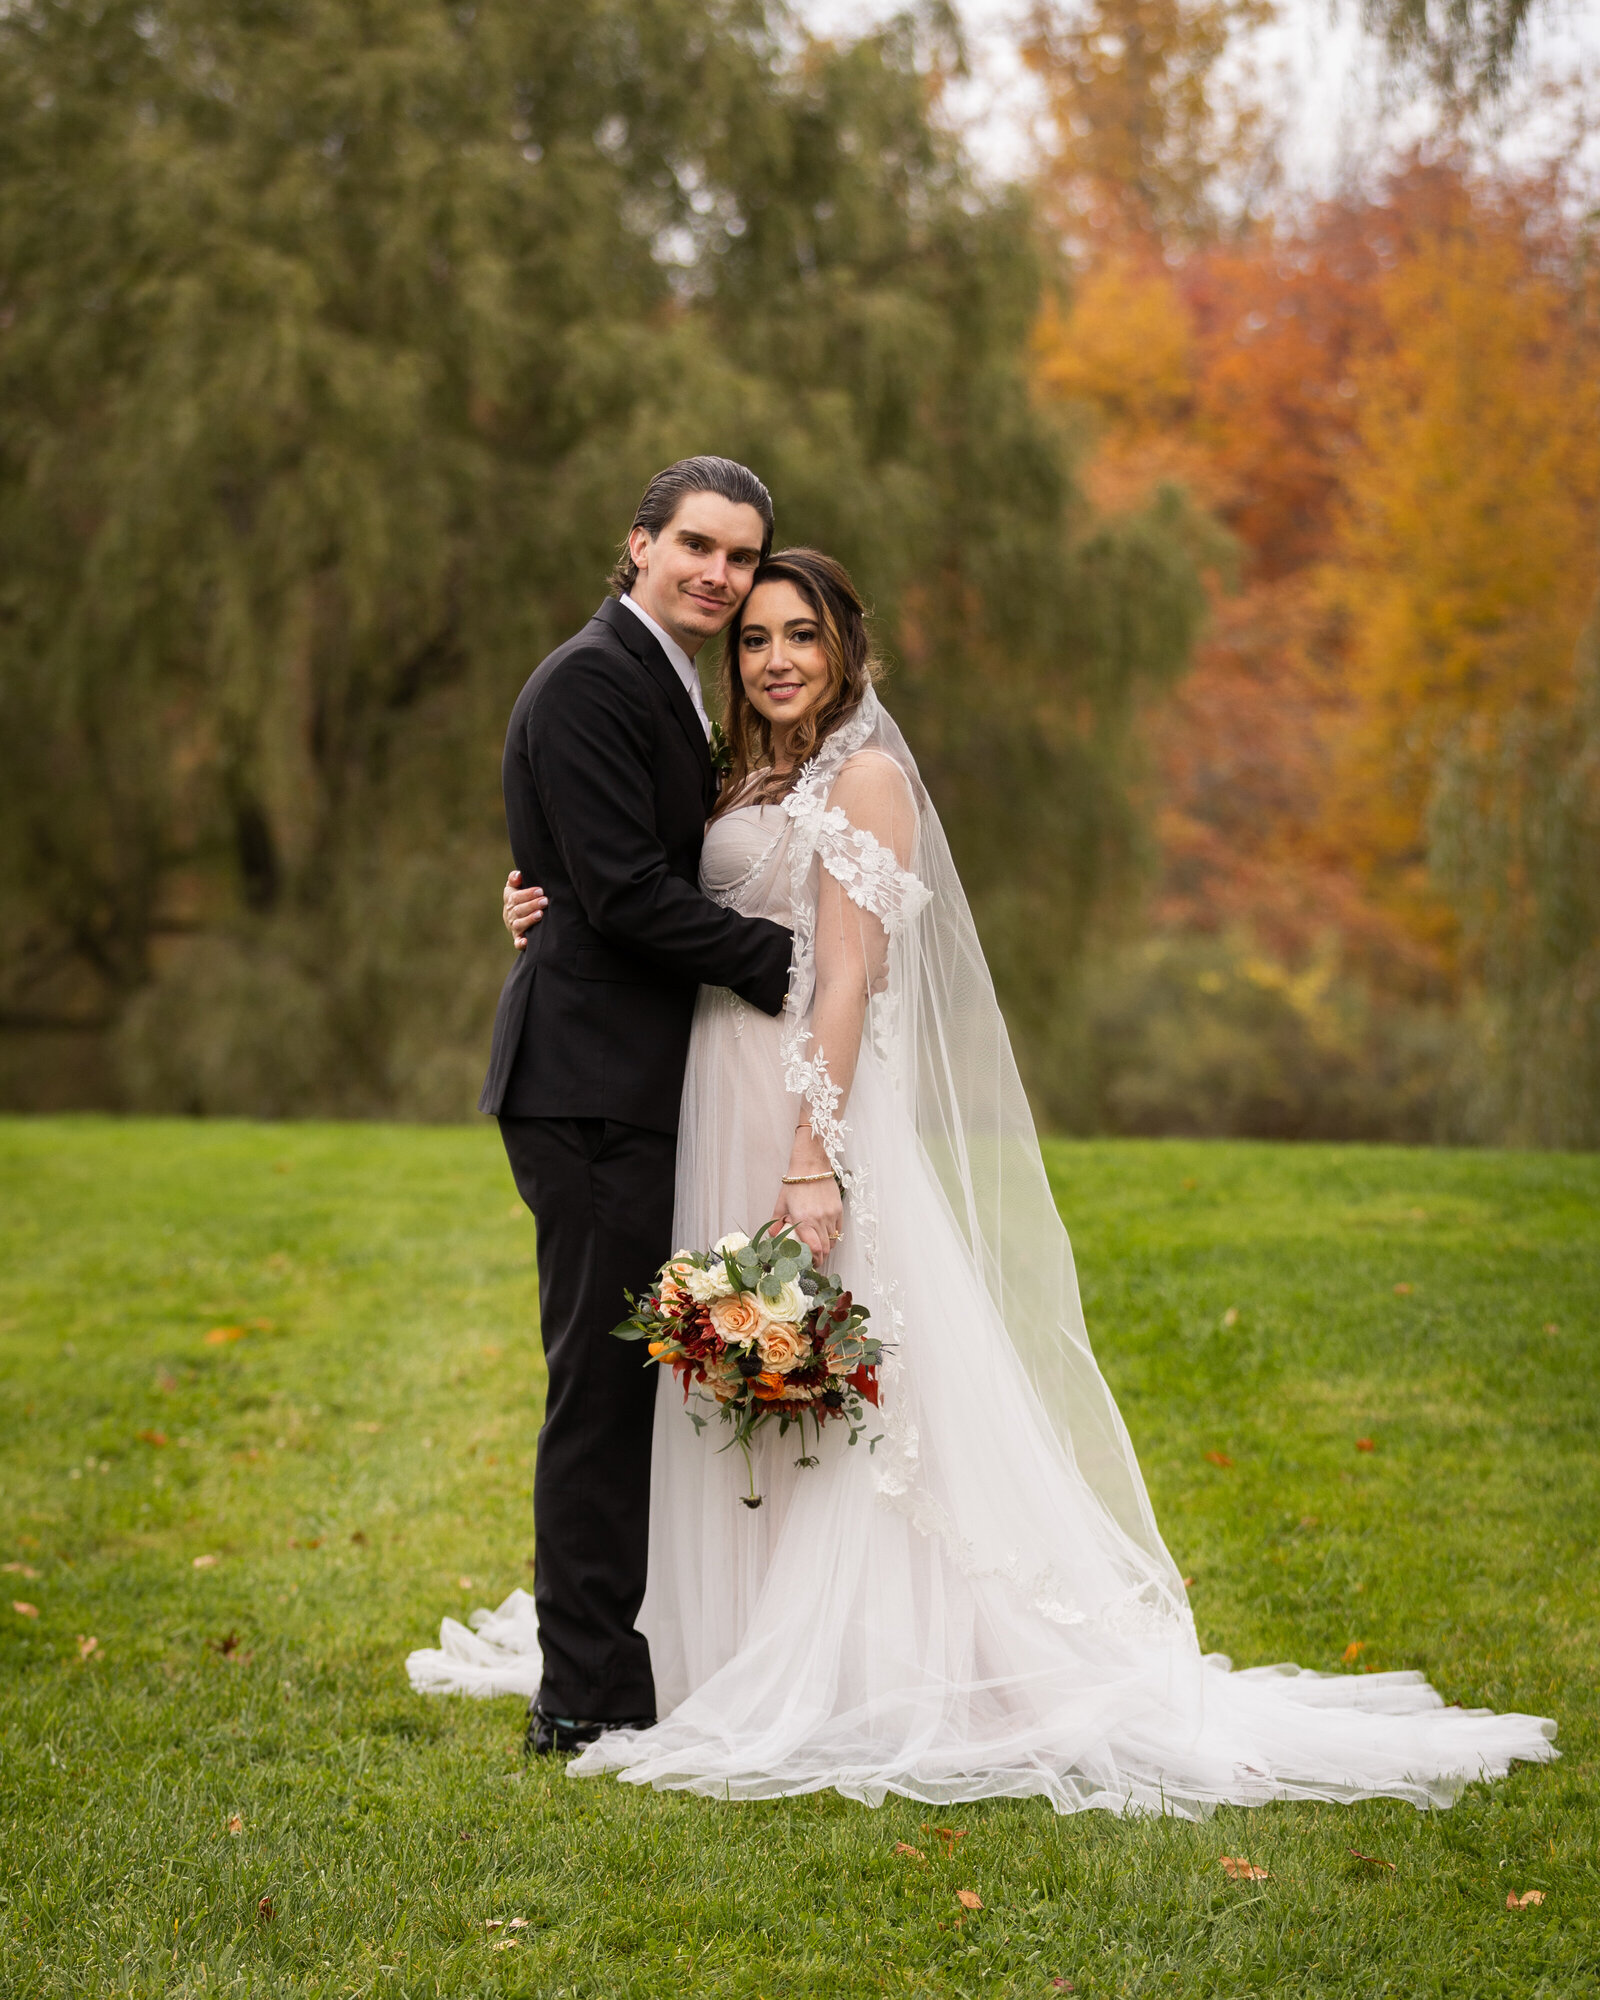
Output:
[1029, 38, 1600, 1136]
[1326, 173, 1600, 945]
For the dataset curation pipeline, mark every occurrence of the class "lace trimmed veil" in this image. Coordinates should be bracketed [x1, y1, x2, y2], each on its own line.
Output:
[759, 686, 1187, 1624]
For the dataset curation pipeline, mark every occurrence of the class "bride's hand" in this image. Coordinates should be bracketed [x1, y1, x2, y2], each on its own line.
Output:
[503, 870, 548, 950]
[773, 1128, 843, 1268]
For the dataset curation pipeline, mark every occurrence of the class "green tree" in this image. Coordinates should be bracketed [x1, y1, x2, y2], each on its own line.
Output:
[0, 0, 1204, 1121]
[1430, 612, 1600, 1147]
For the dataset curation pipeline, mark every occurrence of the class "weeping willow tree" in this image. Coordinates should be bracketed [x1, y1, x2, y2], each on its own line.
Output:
[0, 0, 1203, 1121]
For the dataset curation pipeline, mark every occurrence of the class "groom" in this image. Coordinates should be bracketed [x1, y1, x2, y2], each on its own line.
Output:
[481, 457, 794, 1754]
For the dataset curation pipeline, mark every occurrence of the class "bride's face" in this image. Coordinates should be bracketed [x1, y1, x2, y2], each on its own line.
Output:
[736, 580, 831, 746]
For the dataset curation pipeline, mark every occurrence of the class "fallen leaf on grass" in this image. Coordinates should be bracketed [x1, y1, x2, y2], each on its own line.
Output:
[76, 1635, 99, 1660]
[1393, 1283, 1413, 1297]
[137, 1430, 169, 1448]
[491, 1938, 519, 1951]
[932, 1827, 968, 1857]
[1220, 1857, 1269, 1881]
[1343, 1640, 1367, 1665]
[1349, 1848, 1395, 1871]
[1507, 1890, 1545, 1909]
[227, 1815, 243, 1835]
[207, 1631, 251, 1661]
[205, 1326, 246, 1346]
[192, 1554, 219, 1570]
[1356, 1438, 1376, 1452]
[457, 1576, 475, 1591]
[894, 1843, 926, 1863]
[350, 1531, 368, 1546]
[507, 1918, 528, 1930]
[955, 1890, 983, 1911]
[1543, 1322, 1559, 1335]
[1204, 1450, 1233, 1469]
[156, 1373, 179, 1393]
[484, 1919, 503, 1930]
[1182, 1576, 1196, 1588]
[2, 1563, 40, 1578]
[1221, 1307, 1239, 1328]
[257, 1897, 274, 1922]
[13, 1601, 39, 1618]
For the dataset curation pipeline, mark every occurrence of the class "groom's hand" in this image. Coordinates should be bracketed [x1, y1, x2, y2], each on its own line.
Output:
[503, 870, 548, 950]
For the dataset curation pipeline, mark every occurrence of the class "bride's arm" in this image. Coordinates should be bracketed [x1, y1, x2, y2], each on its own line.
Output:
[774, 754, 918, 1264]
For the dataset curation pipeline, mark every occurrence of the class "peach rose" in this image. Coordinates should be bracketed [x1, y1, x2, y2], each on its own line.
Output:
[756, 1322, 805, 1374]
[708, 1293, 765, 1344]
[694, 1353, 741, 1402]
[656, 1256, 697, 1310]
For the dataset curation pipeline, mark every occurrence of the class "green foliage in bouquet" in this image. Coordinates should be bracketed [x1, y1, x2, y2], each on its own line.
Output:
[612, 1223, 884, 1507]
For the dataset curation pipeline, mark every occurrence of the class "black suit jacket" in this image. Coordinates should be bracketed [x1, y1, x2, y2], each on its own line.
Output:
[481, 598, 793, 1133]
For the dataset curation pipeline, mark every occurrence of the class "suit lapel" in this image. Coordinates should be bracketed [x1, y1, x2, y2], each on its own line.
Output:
[596, 598, 715, 806]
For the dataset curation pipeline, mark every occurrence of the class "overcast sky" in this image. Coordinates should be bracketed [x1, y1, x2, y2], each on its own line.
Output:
[793, 0, 1600, 203]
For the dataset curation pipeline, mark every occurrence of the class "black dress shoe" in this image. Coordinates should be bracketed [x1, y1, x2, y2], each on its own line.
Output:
[524, 1702, 656, 1758]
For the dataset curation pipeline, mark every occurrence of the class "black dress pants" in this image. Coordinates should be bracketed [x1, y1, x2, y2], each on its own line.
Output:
[498, 1114, 674, 1721]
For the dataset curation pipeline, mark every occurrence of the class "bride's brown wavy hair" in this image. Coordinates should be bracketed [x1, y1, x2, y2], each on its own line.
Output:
[712, 548, 882, 819]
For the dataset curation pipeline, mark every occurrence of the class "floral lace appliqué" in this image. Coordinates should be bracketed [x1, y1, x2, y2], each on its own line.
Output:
[812, 808, 932, 934]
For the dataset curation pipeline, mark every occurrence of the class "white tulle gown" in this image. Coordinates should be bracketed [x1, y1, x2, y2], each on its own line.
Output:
[409, 691, 1555, 1815]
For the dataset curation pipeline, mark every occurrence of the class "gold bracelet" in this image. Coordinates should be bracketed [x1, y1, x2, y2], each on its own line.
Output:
[780, 1172, 835, 1185]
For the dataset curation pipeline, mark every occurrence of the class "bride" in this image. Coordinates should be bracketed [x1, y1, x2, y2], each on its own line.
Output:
[411, 547, 1555, 1814]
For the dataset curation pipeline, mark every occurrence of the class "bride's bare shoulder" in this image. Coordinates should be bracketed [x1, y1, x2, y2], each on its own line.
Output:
[825, 750, 917, 862]
[831, 747, 913, 799]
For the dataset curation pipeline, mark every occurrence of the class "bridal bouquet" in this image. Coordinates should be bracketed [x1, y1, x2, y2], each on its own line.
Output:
[611, 1223, 884, 1507]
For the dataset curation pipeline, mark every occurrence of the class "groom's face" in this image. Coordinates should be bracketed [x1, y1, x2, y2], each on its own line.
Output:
[629, 493, 766, 654]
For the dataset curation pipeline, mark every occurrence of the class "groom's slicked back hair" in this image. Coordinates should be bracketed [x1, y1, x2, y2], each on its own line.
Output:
[609, 456, 775, 594]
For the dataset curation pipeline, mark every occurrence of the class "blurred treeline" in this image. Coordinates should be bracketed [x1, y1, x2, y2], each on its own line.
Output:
[0, 0, 1206, 1122]
[1026, 0, 1600, 1145]
[0, 0, 1595, 1144]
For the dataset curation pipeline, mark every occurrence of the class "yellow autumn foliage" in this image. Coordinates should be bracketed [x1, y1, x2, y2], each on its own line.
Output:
[1327, 200, 1600, 923]
[1032, 252, 1194, 433]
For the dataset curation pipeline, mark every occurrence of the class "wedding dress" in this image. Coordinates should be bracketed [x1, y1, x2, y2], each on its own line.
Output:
[409, 689, 1555, 1815]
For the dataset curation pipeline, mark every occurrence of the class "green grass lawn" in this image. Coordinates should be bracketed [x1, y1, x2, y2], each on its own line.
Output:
[2, 1118, 1597, 1998]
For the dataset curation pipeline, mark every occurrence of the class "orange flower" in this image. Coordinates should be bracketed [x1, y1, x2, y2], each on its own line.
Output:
[752, 1372, 788, 1399]
[709, 1293, 765, 1343]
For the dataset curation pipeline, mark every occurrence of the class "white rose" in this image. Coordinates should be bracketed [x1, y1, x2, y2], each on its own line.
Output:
[684, 1262, 735, 1305]
[758, 1278, 809, 1328]
[712, 1230, 751, 1258]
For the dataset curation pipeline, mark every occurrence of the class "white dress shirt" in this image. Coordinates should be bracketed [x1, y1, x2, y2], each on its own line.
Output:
[619, 592, 712, 739]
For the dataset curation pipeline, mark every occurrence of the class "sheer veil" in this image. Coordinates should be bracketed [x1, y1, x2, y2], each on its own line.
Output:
[775, 686, 1187, 1625]
[412, 679, 1557, 1811]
